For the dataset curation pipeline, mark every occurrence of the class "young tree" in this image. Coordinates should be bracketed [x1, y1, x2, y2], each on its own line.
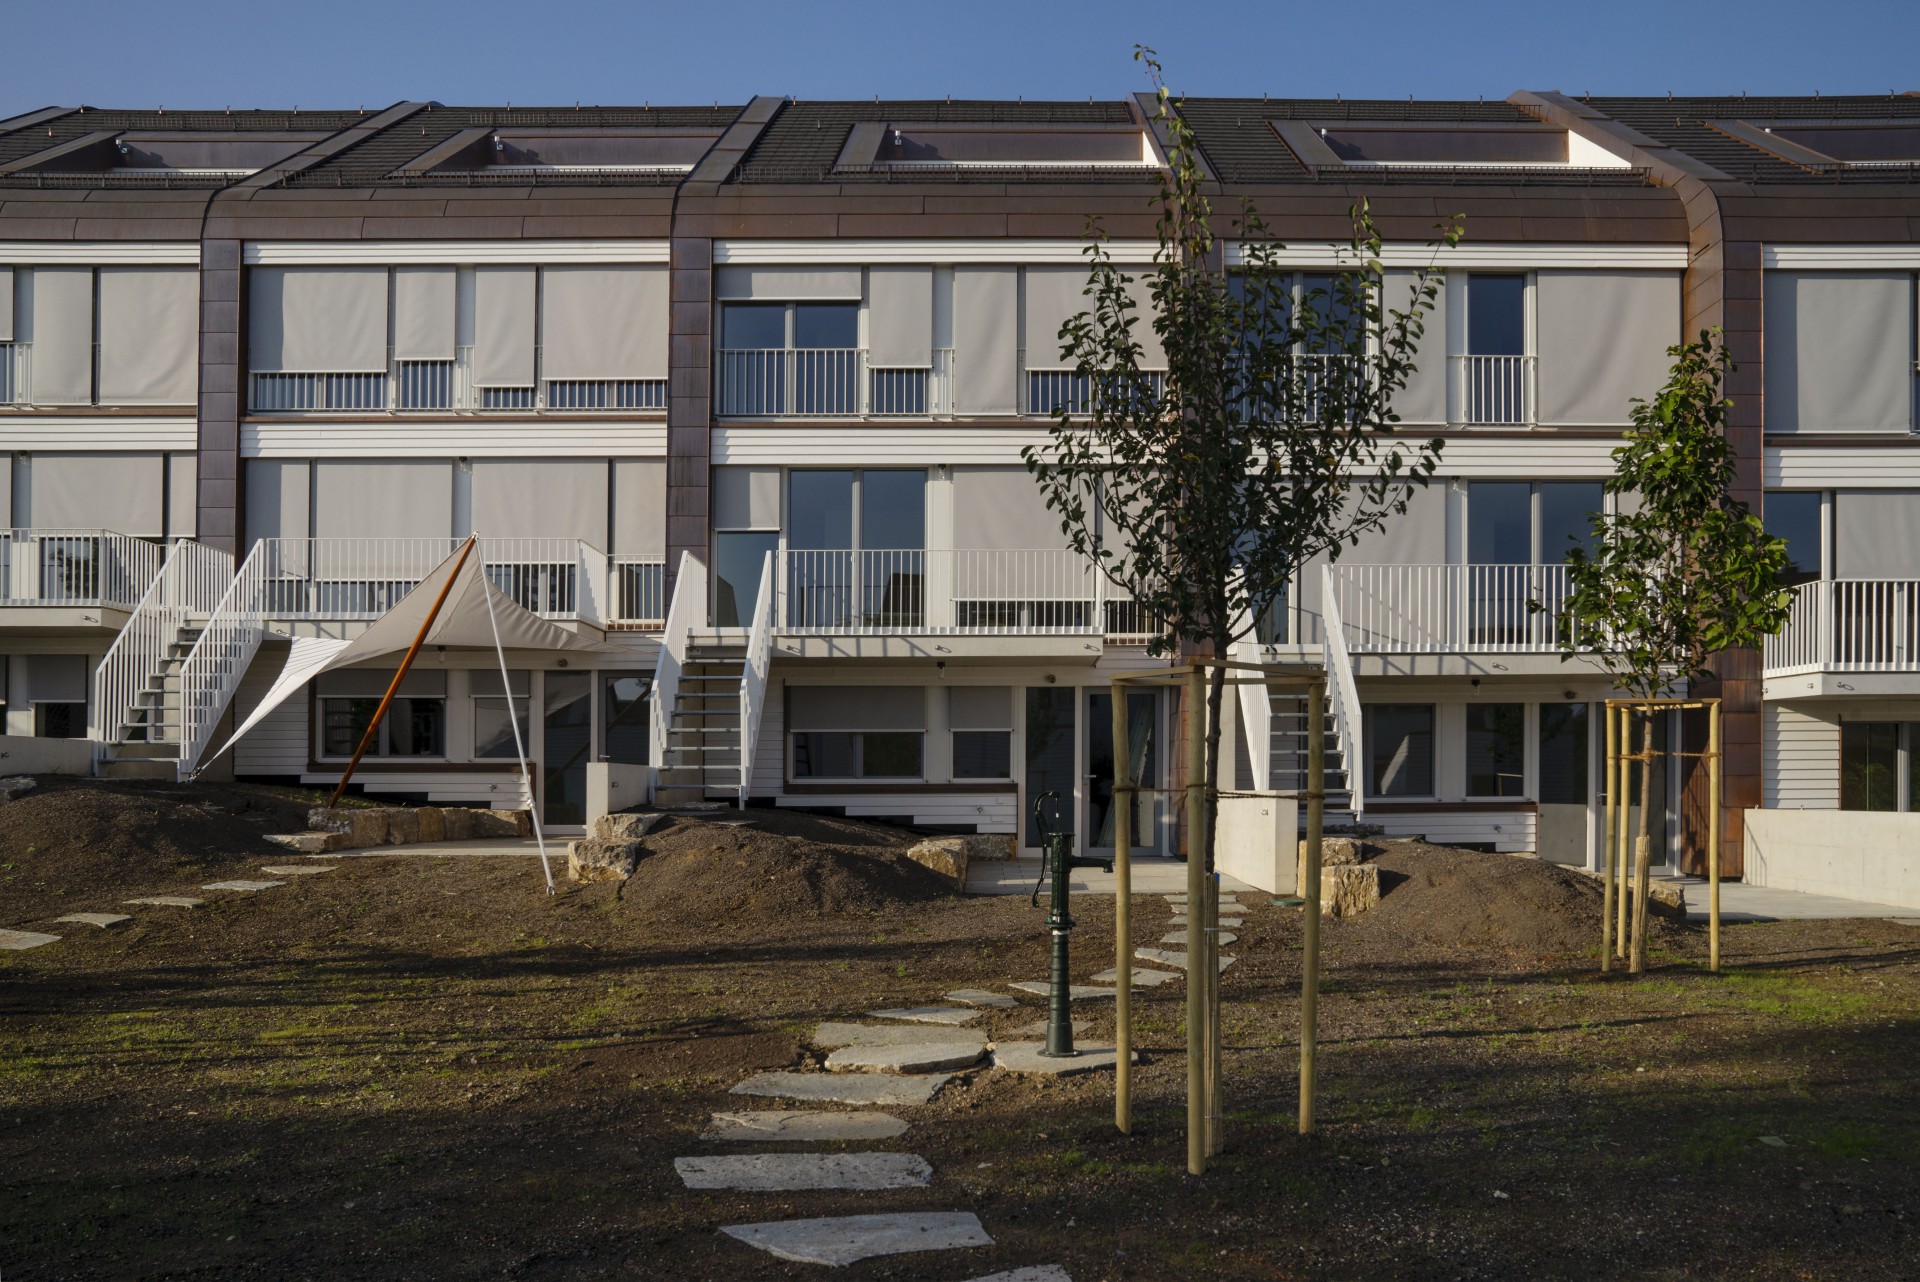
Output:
[1553, 329, 1793, 974]
[1022, 49, 1460, 880]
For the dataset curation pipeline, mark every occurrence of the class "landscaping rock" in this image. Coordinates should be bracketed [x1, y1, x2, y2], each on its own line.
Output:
[382, 809, 421, 845]
[54, 913, 131, 928]
[812, 1023, 987, 1053]
[730, 1072, 951, 1107]
[961, 832, 1015, 861]
[415, 807, 447, 843]
[1648, 881, 1688, 918]
[469, 808, 527, 839]
[992, 1042, 1137, 1076]
[1134, 947, 1235, 973]
[701, 1110, 910, 1143]
[1323, 863, 1381, 918]
[676, 1152, 932, 1191]
[123, 896, 203, 908]
[944, 988, 1017, 1008]
[598, 811, 665, 840]
[264, 833, 338, 854]
[868, 1006, 979, 1025]
[1301, 835, 1376, 896]
[1007, 981, 1117, 1001]
[0, 775, 38, 803]
[202, 880, 284, 892]
[441, 806, 476, 841]
[825, 1041, 985, 1075]
[1091, 966, 1181, 988]
[0, 929, 60, 950]
[308, 807, 388, 848]
[719, 1212, 991, 1267]
[566, 837, 643, 882]
[903, 837, 968, 889]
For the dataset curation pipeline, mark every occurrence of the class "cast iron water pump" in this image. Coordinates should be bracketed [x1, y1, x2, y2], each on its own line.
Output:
[1030, 790, 1113, 1057]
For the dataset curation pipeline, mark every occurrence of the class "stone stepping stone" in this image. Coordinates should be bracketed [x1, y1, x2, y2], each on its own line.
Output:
[123, 896, 203, 908]
[1163, 930, 1238, 946]
[731, 1072, 950, 1107]
[868, 1006, 978, 1025]
[701, 1110, 910, 1143]
[676, 1152, 932, 1191]
[259, 865, 335, 876]
[945, 988, 1017, 1008]
[1009, 1017, 1093, 1039]
[1091, 966, 1181, 988]
[992, 1042, 1137, 1077]
[720, 1211, 991, 1267]
[1007, 981, 1116, 1002]
[0, 929, 60, 950]
[201, 880, 284, 892]
[964, 1269, 1074, 1282]
[1168, 916, 1243, 928]
[813, 1022, 986, 1052]
[1135, 947, 1236, 973]
[53, 913, 131, 929]
[825, 1042, 984, 1075]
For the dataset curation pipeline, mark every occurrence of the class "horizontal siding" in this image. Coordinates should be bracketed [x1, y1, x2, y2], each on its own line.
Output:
[750, 692, 785, 797]
[2, 419, 198, 449]
[244, 422, 667, 459]
[776, 791, 1017, 834]
[1766, 446, 1920, 489]
[1367, 810, 1537, 853]
[297, 771, 529, 806]
[231, 652, 308, 777]
[1763, 703, 1840, 809]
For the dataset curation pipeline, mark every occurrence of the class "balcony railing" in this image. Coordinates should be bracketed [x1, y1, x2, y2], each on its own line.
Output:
[0, 530, 164, 609]
[251, 346, 667, 415]
[1, 341, 29, 405]
[1452, 354, 1536, 427]
[779, 547, 1160, 641]
[715, 348, 956, 418]
[1326, 563, 1576, 653]
[1765, 579, 1920, 674]
[608, 556, 668, 629]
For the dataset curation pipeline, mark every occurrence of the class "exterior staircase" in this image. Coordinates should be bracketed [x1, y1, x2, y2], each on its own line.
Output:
[655, 635, 747, 806]
[99, 622, 204, 777]
[1266, 689, 1355, 815]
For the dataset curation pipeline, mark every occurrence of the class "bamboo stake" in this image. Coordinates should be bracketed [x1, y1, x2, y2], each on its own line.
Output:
[1205, 870, 1222, 1157]
[1112, 683, 1134, 1134]
[1709, 699, 1723, 974]
[1630, 710, 1654, 975]
[1184, 665, 1206, 1175]
[1616, 706, 1631, 960]
[329, 537, 475, 808]
[1300, 679, 1325, 1135]
[1601, 702, 1618, 973]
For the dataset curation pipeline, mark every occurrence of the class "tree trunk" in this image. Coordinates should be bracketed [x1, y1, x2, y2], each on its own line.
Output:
[1629, 710, 1655, 975]
[1203, 634, 1228, 873]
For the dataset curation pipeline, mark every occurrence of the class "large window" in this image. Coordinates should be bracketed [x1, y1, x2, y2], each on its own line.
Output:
[316, 670, 446, 759]
[1464, 273, 1529, 424]
[1765, 491, 1824, 587]
[471, 671, 531, 760]
[1467, 481, 1602, 644]
[950, 686, 1013, 780]
[1841, 721, 1920, 812]
[1364, 704, 1435, 798]
[788, 686, 926, 781]
[786, 469, 927, 630]
[602, 672, 652, 766]
[1465, 703, 1526, 798]
[717, 301, 860, 415]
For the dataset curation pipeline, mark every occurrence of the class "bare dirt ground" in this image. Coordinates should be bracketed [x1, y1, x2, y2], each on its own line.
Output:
[2, 779, 1916, 1281]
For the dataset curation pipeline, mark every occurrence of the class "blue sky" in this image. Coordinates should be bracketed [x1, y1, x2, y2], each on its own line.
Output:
[6, 0, 1917, 114]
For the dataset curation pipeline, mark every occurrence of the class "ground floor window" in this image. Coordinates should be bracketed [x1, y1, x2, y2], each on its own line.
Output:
[472, 670, 532, 760]
[601, 672, 652, 766]
[787, 685, 927, 782]
[950, 686, 1013, 780]
[1465, 703, 1525, 798]
[319, 696, 445, 758]
[1364, 704, 1434, 798]
[34, 701, 86, 739]
[1537, 701, 1589, 804]
[791, 730, 923, 779]
[1841, 721, 1920, 811]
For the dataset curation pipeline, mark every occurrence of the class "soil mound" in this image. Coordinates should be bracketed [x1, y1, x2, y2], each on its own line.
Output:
[1350, 841, 1686, 957]
[624, 812, 954, 919]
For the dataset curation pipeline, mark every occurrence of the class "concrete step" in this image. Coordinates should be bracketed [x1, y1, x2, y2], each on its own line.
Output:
[654, 785, 708, 806]
[104, 743, 181, 761]
[99, 759, 179, 780]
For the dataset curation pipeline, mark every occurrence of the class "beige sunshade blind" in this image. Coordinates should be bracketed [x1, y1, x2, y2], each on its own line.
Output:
[245, 459, 311, 545]
[473, 266, 536, 387]
[867, 266, 933, 368]
[949, 685, 1012, 730]
[470, 459, 608, 544]
[540, 265, 669, 381]
[30, 266, 95, 404]
[1765, 271, 1916, 433]
[789, 685, 926, 731]
[0, 266, 13, 341]
[30, 452, 165, 535]
[612, 459, 667, 556]
[1383, 268, 1448, 427]
[392, 266, 456, 361]
[1835, 490, 1920, 578]
[98, 267, 199, 405]
[714, 265, 861, 300]
[249, 267, 388, 373]
[954, 266, 1017, 415]
[712, 466, 781, 530]
[1343, 483, 1447, 565]
[1535, 270, 1679, 426]
[1021, 266, 1087, 370]
[950, 467, 1069, 551]
[313, 460, 453, 540]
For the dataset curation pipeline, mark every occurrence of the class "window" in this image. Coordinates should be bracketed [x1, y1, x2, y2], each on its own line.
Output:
[1765, 491, 1825, 587]
[717, 301, 859, 416]
[1464, 274, 1529, 425]
[1465, 703, 1526, 798]
[950, 686, 1013, 779]
[34, 702, 85, 739]
[1538, 702, 1589, 805]
[1841, 721, 1920, 812]
[785, 470, 926, 630]
[316, 670, 447, 758]
[602, 672, 652, 766]
[471, 671, 531, 760]
[1467, 481, 1602, 644]
[1364, 704, 1434, 798]
[788, 686, 926, 781]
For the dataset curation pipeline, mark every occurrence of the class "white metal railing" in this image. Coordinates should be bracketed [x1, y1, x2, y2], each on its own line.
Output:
[0, 529, 164, 609]
[1451, 354, 1536, 427]
[246, 538, 598, 622]
[0, 341, 28, 404]
[1228, 607, 1272, 792]
[736, 550, 776, 806]
[608, 556, 668, 629]
[1021, 359, 1170, 416]
[1319, 564, 1366, 817]
[252, 346, 664, 415]
[649, 550, 706, 776]
[715, 348, 960, 419]
[1764, 579, 1920, 674]
[94, 539, 233, 752]
[1327, 563, 1575, 653]
[177, 540, 272, 774]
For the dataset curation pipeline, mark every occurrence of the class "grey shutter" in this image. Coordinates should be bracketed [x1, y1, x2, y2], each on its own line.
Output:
[1384, 268, 1449, 426]
[712, 466, 780, 529]
[867, 266, 933, 368]
[24, 654, 88, 704]
[612, 459, 666, 556]
[318, 668, 447, 698]
[473, 266, 536, 387]
[313, 460, 453, 540]
[1021, 266, 1087, 370]
[1765, 271, 1916, 433]
[31, 267, 94, 404]
[1343, 483, 1447, 565]
[97, 267, 198, 405]
[1536, 270, 1680, 426]
[469, 669, 530, 698]
[0, 266, 13, 341]
[714, 266, 861, 300]
[245, 459, 311, 544]
[954, 266, 1017, 415]
[1125, 273, 1166, 369]
[30, 453, 164, 534]
[950, 467, 1069, 550]
[248, 267, 388, 373]
[789, 685, 926, 731]
[166, 453, 196, 539]
[1834, 490, 1920, 578]
[949, 685, 1012, 730]
[469, 459, 608, 543]
[392, 266, 455, 361]
[540, 265, 669, 381]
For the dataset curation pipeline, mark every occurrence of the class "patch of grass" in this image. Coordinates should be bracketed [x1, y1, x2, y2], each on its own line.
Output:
[1719, 971, 1876, 1023]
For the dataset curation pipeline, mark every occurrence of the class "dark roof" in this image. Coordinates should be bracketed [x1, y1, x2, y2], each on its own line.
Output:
[0, 107, 367, 188]
[730, 99, 1147, 184]
[1585, 94, 1920, 184]
[1178, 97, 1655, 187]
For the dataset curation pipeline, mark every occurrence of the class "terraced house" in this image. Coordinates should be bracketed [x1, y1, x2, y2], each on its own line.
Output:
[2, 90, 1917, 907]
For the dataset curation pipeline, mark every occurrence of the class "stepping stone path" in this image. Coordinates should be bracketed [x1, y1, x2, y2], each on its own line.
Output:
[1163, 930, 1238, 946]
[677, 1152, 932, 1191]
[202, 879, 284, 892]
[945, 988, 1018, 1008]
[730, 1072, 950, 1107]
[54, 913, 130, 929]
[812, 1022, 986, 1052]
[825, 1041, 984, 1075]
[993, 1042, 1137, 1077]
[123, 896, 203, 908]
[1007, 981, 1115, 1001]
[0, 929, 60, 950]
[258, 865, 335, 876]
[1169, 916, 1243, 928]
[1136, 946, 1236, 973]
[701, 1110, 909, 1142]
[719, 1212, 993, 1267]
[1010, 1017, 1092, 1039]
[1091, 966, 1181, 988]
[868, 1005, 978, 1025]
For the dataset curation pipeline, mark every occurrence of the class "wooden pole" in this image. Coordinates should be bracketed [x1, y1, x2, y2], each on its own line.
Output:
[1184, 665, 1207, 1175]
[329, 537, 475, 808]
[1602, 701, 1618, 974]
[1205, 869, 1222, 1157]
[1709, 699, 1723, 974]
[1300, 679, 1325, 1135]
[1616, 706, 1631, 960]
[1630, 709, 1654, 975]
[1111, 682, 1134, 1134]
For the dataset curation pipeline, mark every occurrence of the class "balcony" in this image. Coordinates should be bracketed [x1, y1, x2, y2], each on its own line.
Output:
[249, 347, 667, 415]
[0, 341, 28, 405]
[0, 530, 163, 612]
[1451, 354, 1536, 426]
[716, 348, 956, 418]
[779, 548, 1159, 642]
[1324, 563, 1577, 654]
[1766, 579, 1920, 677]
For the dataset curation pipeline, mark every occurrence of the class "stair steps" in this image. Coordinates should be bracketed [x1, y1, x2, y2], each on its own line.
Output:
[656, 640, 747, 806]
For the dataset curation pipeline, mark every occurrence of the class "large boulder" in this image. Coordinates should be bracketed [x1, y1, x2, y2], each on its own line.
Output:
[441, 806, 476, 841]
[415, 807, 447, 844]
[0, 776, 37, 804]
[961, 833, 1014, 862]
[1298, 835, 1376, 897]
[384, 809, 421, 846]
[1646, 881, 1688, 920]
[567, 838, 644, 882]
[597, 811, 665, 841]
[1322, 863, 1381, 918]
[308, 807, 389, 849]
[904, 837, 969, 889]
[469, 808, 525, 839]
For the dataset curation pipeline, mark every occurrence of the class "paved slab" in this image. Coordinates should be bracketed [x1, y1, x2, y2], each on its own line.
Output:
[945, 988, 1018, 1008]
[1660, 875, 1917, 923]
[259, 865, 336, 876]
[1007, 981, 1117, 1001]
[867, 1006, 979, 1026]
[53, 913, 131, 929]
[0, 929, 60, 950]
[720, 1212, 992, 1267]
[730, 1072, 951, 1107]
[1166, 896, 1240, 907]
[122, 896, 203, 908]
[825, 1042, 985, 1075]
[1162, 930, 1238, 946]
[992, 1042, 1137, 1077]
[676, 1152, 933, 1191]
[1009, 1017, 1093, 1039]
[701, 1110, 910, 1143]
[1168, 916, 1244, 928]
[963, 1269, 1074, 1282]
[812, 1022, 986, 1052]
[201, 879, 285, 892]
[1135, 947, 1236, 973]
[1090, 966, 1181, 988]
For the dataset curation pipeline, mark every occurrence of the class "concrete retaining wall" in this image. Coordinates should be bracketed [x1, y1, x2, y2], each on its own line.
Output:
[1744, 807, 1920, 912]
[1217, 794, 1298, 895]
[0, 736, 95, 776]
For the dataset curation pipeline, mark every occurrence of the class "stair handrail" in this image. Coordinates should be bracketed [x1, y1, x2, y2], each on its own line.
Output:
[736, 549, 777, 807]
[92, 539, 234, 762]
[649, 550, 706, 784]
[1320, 563, 1366, 817]
[177, 539, 273, 776]
[1226, 604, 1271, 792]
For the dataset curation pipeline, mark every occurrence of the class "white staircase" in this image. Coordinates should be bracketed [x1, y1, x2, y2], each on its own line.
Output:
[657, 636, 749, 806]
[93, 540, 234, 779]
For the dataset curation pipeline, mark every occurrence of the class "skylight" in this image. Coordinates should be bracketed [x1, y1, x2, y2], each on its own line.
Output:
[1715, 119, 1920, 169]
[841, 123, 1163, 171]
[408, 128, 719, 175]
[1273, 121, 1630, 171]
[0, 131, 325, 178]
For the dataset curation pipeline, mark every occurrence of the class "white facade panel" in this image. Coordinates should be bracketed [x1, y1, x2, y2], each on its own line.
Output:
[1762, 703, 1840, 810]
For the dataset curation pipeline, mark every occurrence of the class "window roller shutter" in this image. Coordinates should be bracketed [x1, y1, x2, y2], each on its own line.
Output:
[470, 459, 608, 544]
[612, 459, 666, 557]
[98, 267, 199, 405]
[714, 265, 861, 300]
[712, 466, 781, 530]
[789, 685, 926, 731]
[473, 266, 536, 387]
[1344, 484, 1447, 565]
[31, 266, 94, 404]
[954, 266, 1017, 415]
[949, 686, 1012, 731]
[950, 467, 1069, 551]
[1766, 271, 1916, 433]
[1383, 268, 1448, 426]
[1834, 491, 1920, 578]
[540, 265, 668, 381]
[0, 267, 13, 342]
[248, 267, 387, 374]
[867, 266, 933, 368]
[392, 266, 456, 361]
[1021, 266, 1086, 371]
[30, 453, 165, 535]
[1536, 271, 1679, 426]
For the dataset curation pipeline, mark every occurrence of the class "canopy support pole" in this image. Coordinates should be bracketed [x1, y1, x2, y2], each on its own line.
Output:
[480, 542, 555, 895]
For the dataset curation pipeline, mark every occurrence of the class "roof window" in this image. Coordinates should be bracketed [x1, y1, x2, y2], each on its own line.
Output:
[838, 122, 1163, 172]
[0, 131, 325, 178]
[1273, 121, 1630, 171]
[403, 128, 719, 176]
[1713, 119, 1920, 169]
